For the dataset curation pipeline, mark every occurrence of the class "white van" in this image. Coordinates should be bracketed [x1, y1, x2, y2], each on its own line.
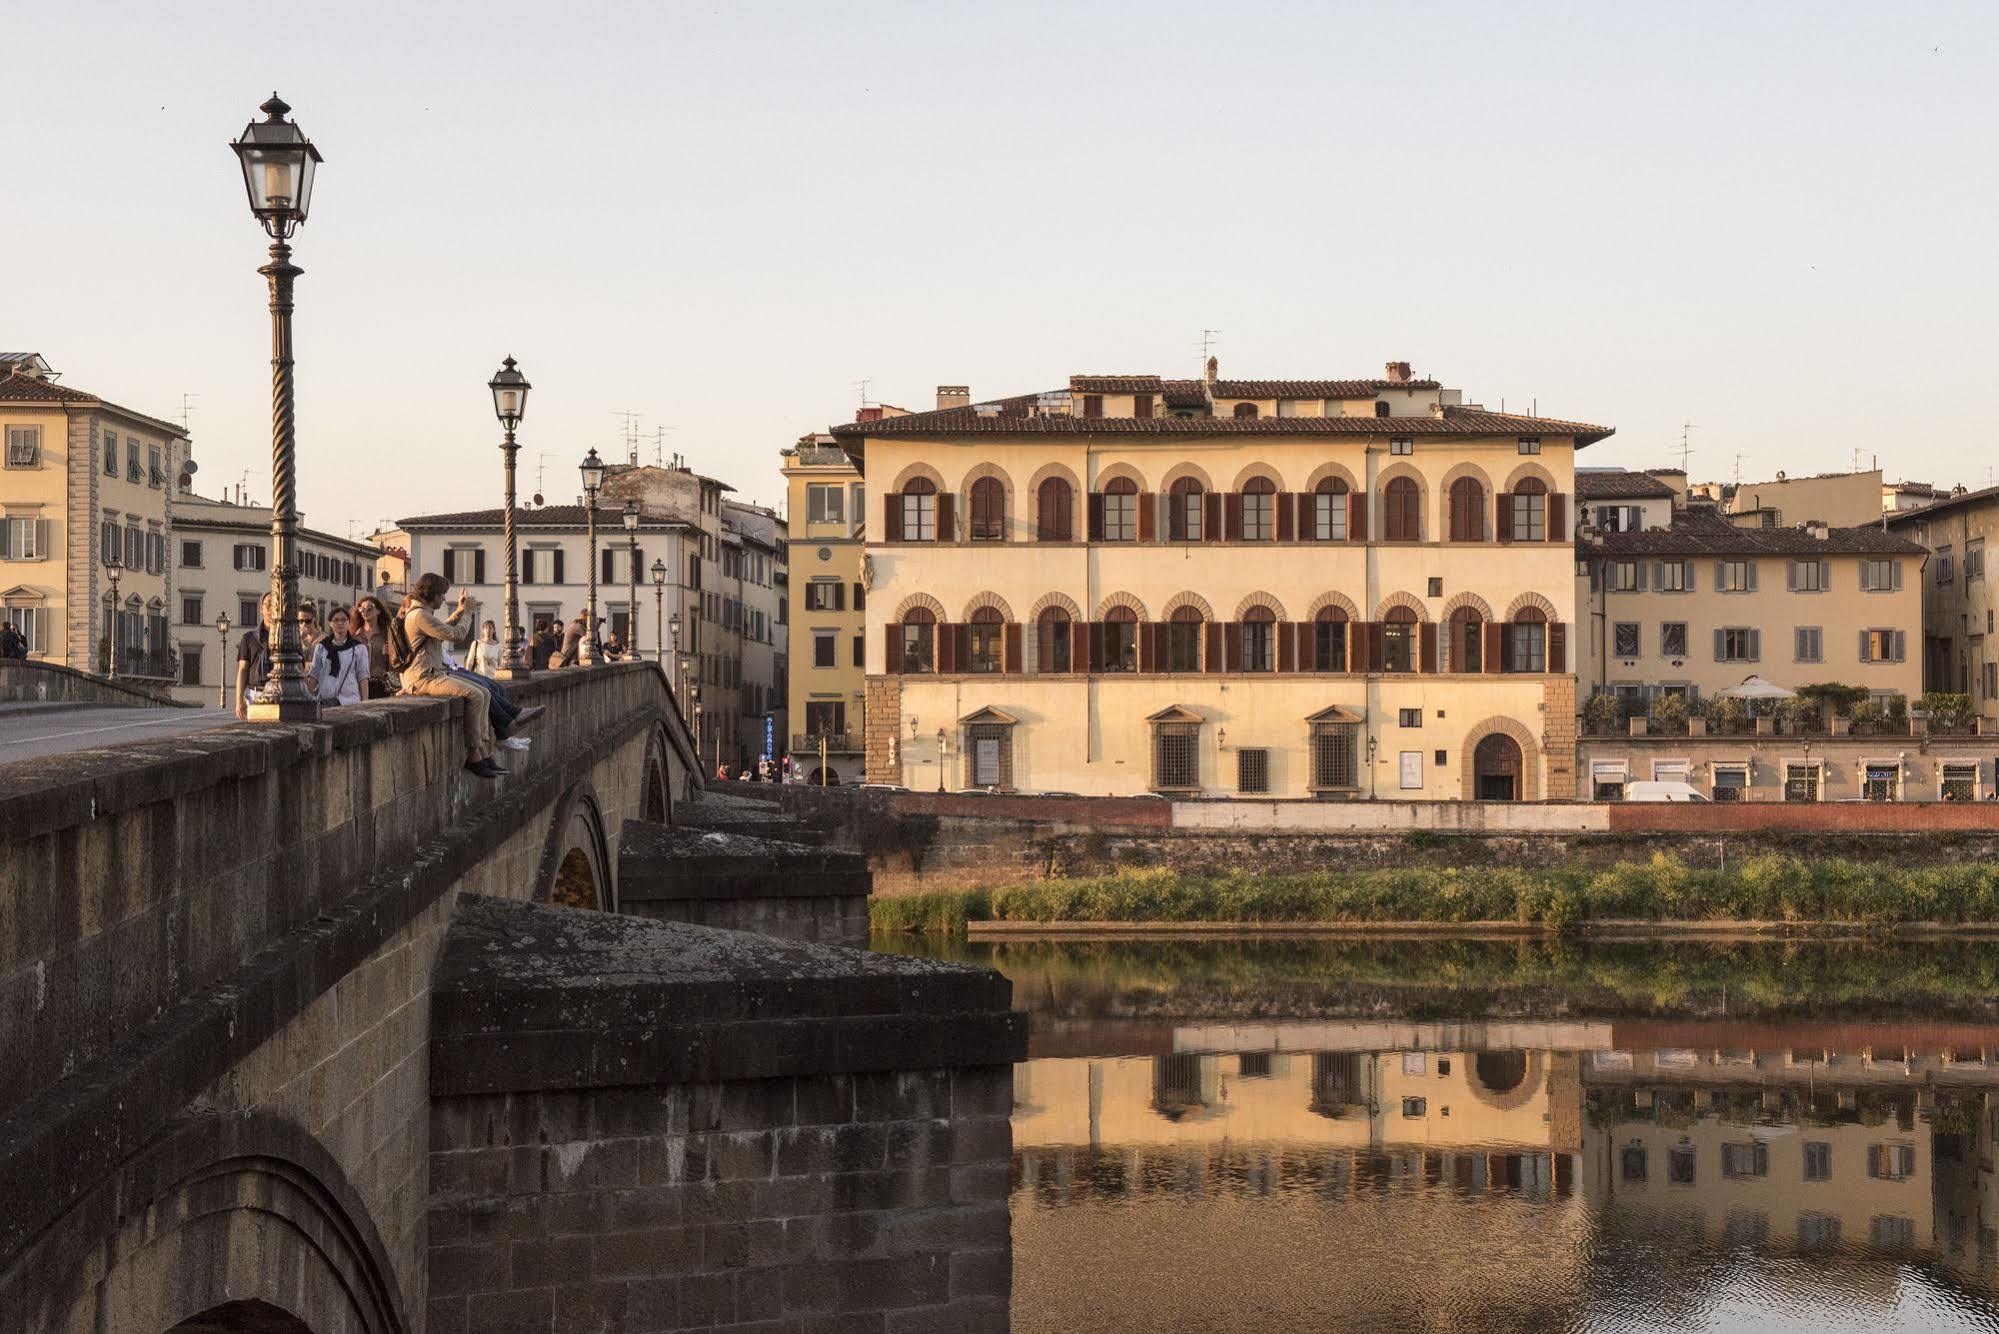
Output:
[1623, 780, 1709, 803]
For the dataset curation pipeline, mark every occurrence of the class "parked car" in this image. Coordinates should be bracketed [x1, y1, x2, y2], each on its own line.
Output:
[1623, 780, 1708, 803]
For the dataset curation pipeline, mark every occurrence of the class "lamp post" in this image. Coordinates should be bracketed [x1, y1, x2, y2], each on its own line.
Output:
[231, 93, 323, 722]
[579, 448, 604, 664]
[489, 356, 531, 678]
[936, 727, 948, 793]
[691, 683, 704, 775]
[104, 556, 122, 680]
[214, 612, 231, 708]
[623, 500, 640, 662]
[651, 559, 667, 664]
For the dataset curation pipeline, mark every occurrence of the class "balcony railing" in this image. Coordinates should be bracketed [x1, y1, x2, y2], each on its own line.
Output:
[792, 732, 859, 754]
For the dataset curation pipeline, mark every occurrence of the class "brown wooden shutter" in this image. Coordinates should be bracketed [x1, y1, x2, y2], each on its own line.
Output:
[1134, 392, 1154, 418]
[1299, 622, 1318, 672]
[1495, 494, 1513, 543]
[884, 493, 903, 542]
[1036, 619, 1052, 673]
[473, 548, 486, 585]
[1278, 622, 1297, 673]
[885, 624, 903, 673]
[955, 623, 972, 669]
[1206, 622, 1224, 673]
[1224, 494, 1243, 542]
[552, 549, 565, 584]
[1348, 492, 1368, 542]
[1087, 622, 1105, 672]
[936, 493, 956, 542]
[1548, 622, 1567, 674]
[1546, 493, 1566, 541]
[935, 623, 953, 673]
[1224, 622, 1243, 672]
[1276, 495, 1296, 542]
[1419, 623, 1438, 674]
[1204, 492, 1224, 542]
[1137, 493, 1156, 542]
[1138, 623, 1156, 672]
[1004, 623, 1022, 674]
[1070, 620, 1089, 672]
[1087, 493, 1105, 542]
[1497, 622, 1514, 673]
[1365, 623, 1386, 672]
[1484, 622, 1504, 674]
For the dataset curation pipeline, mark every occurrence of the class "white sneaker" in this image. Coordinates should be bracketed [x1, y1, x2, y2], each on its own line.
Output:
[501, 736, 532, 751]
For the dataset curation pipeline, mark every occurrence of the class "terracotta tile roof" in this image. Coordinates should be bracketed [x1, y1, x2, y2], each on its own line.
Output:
[1885, 483, 1999, 526]
[832, 399, 1613, 446]
[1161, 380, 1209, 408]
[397, 505, 696, 530]
[1210, 378, 1441, 398]
[1576, 470, 1677, 499]
[0, 371, 189, 437]
[1069, 375, 1163, 393]
[1587, 508, 1926, 557]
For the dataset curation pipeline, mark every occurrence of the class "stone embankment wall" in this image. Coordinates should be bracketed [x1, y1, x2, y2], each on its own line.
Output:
[758, 785, 1999, 894]
[0, 657, 195, 707]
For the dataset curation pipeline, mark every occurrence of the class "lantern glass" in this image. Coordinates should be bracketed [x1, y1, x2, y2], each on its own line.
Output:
[580, 447, 605, 494]
[623, 501, 640, 533]
[488, 357, 531, 427]
[216, 613, 231, 635]
[651, 559, 667, 586]
[231, 95, 321, 229]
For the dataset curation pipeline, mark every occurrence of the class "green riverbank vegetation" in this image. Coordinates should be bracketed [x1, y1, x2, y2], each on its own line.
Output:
[868, 854, 1999, 935]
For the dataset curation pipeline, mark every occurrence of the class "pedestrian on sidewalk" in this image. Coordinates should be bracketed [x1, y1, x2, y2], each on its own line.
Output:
[556, 615, 585, 667]
[0, 622, 22, 660]
[468, 620, 506, 677]
[531, 617, 560, 670]
[352, 595, 397, 698]
[234, 593, 276, 720]
[310, 607, 369, 706]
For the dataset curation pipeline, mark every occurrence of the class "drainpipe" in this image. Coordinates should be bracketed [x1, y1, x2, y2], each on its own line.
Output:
[1365, 442, 1381, 796]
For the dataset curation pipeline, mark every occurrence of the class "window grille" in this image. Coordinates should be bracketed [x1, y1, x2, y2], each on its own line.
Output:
[1236, 748, 1270, 794]
[1152, 723, 1200, 792]
[1310, 722, 1358, 792]
[965, 724, 1013, 789]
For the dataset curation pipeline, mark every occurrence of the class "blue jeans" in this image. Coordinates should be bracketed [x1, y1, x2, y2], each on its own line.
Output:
[449, 668, 519, 739]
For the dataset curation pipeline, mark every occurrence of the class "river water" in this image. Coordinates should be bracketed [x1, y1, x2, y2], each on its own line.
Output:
[878, 935, 1999, 1333]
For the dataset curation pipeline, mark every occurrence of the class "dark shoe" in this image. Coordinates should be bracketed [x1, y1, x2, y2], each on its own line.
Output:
[464, 758, 506, 779]
[512, 704, 546, 728]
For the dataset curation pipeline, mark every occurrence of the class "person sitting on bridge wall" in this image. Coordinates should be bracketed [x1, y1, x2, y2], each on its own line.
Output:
[234, 593, 276, 721]
[397, 574, 504, 778]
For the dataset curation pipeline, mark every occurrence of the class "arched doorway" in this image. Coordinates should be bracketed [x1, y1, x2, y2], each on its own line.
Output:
[170, 1300, 316, 1332]
[1474, 733, 1523, 801]
[553, 847, 599, 908]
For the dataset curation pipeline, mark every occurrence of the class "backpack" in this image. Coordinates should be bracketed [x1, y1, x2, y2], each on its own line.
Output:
[386, 609, 419, 673]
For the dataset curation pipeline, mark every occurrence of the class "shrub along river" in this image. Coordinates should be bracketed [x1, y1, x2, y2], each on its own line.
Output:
[875, 934, 1999, 1332]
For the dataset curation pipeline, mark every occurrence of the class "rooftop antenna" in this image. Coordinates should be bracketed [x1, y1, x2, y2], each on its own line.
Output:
[176, 393, 198, 432]
[649, 425, 675, 467]
[613, 411, 642, 465]
[1198, 329, 1221, 372]
[1732, 451, 1745, 486]
[1676, 421, 1697, 475]
[533, 452, 554, 506]
[853, 378, 873, 410]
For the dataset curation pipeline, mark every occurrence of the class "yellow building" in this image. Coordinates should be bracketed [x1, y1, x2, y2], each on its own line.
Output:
[0, 354, 191, 678]
[1889, 485, 1999, 719]
[780, 434, 869, 783]
[837, 363, 1610, 800]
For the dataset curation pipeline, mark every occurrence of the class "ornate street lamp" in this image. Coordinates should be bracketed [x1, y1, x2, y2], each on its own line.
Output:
[623, 500, 640, 662]
[651, 558, 667, 664]
[691, 682, 705, 775]
[214, 611, 231, 708]
[579, 448, 604, 664]
[489, 356, 531, 678]
[104, 555, 122, 680]
[936, 727, 948, 793]
[231, 93, 323, 722]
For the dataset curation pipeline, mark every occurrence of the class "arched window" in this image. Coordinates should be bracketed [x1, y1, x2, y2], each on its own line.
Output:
[1449, 606, 1483, 673]
[968, 477, 1005, 541]
[1510, 477, 1548, 542]
[901, 477, 937, 542]
[1509, 606, 1546, 673]
[1104, 605, 1139, 672]
[1383, 605, 1417, 672]
[1037, 477, 1073, 542]
[1374, 401, 1390, 418]
[1169, 477, 1204, 541]
[1314, 606, 1348, 672]
[1233, 402, 1259, 419]
[901, 606, 935, 673]
[1313, 477, 1349, 541]
[1241, 476, 1277, 541]
[1243, 605, 1276, 672]
[1167, 605, 1203, 672]
[1101, 477, 1138, 542]
[1384, 476, 1421, 542]
[968, 606, 1003, 673]
[1448, 477, 1486, 542]
[1038, 606, 1071, 672]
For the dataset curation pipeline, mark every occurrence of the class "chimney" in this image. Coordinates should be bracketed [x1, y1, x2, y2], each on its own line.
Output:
[856, 406, 884, 423]
[936, 385, 970, 411]
[1384, 361, 1412, 384]
[1204, 355, 1218, 385]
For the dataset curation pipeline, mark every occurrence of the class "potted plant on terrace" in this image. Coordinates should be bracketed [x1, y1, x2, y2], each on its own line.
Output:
[1652, 692, 1690, 735]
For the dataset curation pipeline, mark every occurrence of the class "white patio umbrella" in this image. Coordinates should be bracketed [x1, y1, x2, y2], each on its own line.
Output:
[1715, 675, 1795, 701]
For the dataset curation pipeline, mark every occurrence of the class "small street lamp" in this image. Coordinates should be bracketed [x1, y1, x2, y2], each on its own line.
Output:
[936, 726, 948, 793]
[650, 558, 667, 664]
[489, 356, 531, 678]
[691, 682, 705, 775]
[231, 93, 323, 722]
[214, 612, 232, 708]
[623, 500, 640, 663]
[579, 448, 604, 664]
[104, 555, 123, 680]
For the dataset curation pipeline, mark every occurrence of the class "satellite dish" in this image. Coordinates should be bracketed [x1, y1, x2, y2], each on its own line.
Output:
[532, 492, 544, 506]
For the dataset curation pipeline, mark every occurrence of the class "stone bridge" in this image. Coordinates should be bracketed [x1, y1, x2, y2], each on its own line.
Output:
[0, 662, 1023, 1333]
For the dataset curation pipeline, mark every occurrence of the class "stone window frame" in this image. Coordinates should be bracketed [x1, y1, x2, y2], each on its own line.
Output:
[3, 424, 41, 469]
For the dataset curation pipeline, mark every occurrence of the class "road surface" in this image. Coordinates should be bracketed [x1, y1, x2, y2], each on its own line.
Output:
[0, 706, 235, 765]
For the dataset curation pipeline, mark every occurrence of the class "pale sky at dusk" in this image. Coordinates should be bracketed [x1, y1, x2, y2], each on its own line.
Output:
[10, 1, 1997, 537]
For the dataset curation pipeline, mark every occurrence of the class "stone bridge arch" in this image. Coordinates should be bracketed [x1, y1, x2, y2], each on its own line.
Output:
[536, 779, 614, 912]
[14, 1113, 405, 1334]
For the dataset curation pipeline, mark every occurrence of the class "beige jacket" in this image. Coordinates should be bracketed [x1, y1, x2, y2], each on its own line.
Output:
[399, 604, 475, 691]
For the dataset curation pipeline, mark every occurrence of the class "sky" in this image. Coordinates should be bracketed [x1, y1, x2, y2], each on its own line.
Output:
[10, 1, 1998, 539]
